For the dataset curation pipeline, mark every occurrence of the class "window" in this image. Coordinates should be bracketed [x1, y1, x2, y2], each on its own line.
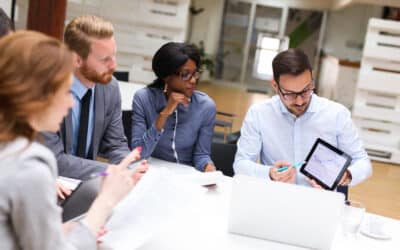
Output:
[253, 34, 289, 80]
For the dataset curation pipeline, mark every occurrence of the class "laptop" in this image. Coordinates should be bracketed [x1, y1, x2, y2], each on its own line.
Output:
[228, 175, 345, 250]
[61, 176, 100, 222]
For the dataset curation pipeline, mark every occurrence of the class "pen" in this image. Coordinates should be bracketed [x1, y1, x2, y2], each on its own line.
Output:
[89, 171, 109, 179]
[89, 158, 145, 179]
[277, 161, 305, 173]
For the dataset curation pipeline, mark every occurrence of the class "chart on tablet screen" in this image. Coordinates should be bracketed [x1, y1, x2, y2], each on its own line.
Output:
[305, 144, 347, 186]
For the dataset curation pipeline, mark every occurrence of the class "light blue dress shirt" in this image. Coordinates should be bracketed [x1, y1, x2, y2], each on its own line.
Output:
[233, 94, 372, 187]
[131, 87, 216, 171]
[71, 76, 95, 157]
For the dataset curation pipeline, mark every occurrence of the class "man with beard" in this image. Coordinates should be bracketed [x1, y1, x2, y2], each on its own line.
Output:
[42, 15, 131, 180]
[233, 49, 372, 188]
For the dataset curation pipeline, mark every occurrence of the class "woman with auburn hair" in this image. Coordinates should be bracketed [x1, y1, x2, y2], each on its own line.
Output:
[0, 31, 147, 250]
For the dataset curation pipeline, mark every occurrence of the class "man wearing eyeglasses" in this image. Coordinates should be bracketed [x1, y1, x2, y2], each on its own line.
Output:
[233, 48, 372, 188]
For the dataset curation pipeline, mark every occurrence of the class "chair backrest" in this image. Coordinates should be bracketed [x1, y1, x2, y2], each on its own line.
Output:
[337, 185, 348, 200]
[211, 142, 237, 177]
[122, 110, 132, 149]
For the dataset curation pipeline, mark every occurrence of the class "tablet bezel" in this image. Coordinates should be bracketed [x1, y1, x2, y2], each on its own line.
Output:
[300, 138, 352, 190]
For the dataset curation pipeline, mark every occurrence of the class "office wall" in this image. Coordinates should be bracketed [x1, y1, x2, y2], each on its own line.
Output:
[189, 0, 225, 56]
[0, 0, 11, 15]
[189, 2, 383, 64]
[323, 4, 382, 61]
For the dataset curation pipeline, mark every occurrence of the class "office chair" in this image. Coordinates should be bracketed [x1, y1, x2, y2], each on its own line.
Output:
[210, 142, 237, 177]
[214, 111, 237, 143]
[113, 71, 129, 82]
[122, 110, 132, 149]
[337, 185, 349, 200]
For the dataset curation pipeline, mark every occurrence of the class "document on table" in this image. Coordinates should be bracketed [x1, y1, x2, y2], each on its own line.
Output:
[175, 169, 224, 186]
[100, 167, 207, 250]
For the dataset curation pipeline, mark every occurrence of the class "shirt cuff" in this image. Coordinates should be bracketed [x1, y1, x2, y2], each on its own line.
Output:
[66, 219, 97, 250]
[149, 123, 164, 141]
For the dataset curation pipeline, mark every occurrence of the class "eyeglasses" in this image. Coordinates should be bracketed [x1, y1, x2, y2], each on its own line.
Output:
[277, 82, 315, 101]
[175, 70, 202, 81]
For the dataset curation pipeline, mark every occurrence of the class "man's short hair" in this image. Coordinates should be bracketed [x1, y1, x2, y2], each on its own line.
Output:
[0, 8, 14, 37]
[272, 48, 312, 83]
[64, 15, 114, 59]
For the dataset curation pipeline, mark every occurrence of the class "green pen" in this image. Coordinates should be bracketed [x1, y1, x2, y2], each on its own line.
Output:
[277, 161, 305, 172]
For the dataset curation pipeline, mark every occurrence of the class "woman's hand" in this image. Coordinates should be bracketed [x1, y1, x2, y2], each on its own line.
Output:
[98, 147, 148, 207]
[56, 180, 72, 200]
[156, 91, 190, 131]
[204, 163, 216, 172]
[162, 91, 190, 115]
[84, 147, 149, 236]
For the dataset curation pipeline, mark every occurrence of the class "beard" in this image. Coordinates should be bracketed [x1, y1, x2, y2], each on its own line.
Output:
[287, 99, 311, 117]
[80, 63, 114, 84]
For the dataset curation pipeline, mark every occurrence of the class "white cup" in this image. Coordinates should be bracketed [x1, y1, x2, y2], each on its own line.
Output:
[341, 200, 365, 239]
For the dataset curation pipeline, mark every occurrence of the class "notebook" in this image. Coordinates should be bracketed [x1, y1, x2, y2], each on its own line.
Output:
[228, 175, 345, 250]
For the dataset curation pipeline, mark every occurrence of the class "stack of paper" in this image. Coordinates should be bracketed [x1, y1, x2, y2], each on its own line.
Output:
[100, 167, 207, 250]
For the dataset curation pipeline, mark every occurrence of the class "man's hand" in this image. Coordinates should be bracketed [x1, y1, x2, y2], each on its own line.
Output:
[269, 161, 296, 184]
[338, 170, 352, 186]
[306, 177, 323, 189]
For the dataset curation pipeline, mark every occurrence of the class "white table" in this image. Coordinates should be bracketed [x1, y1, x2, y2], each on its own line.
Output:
[113, 82, 398, 249]
[136, 158, 399, 250]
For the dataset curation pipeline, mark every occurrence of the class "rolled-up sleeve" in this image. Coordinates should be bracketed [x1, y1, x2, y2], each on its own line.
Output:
[233, 106, 270, 179]
[336, 109, 372, 185]
[193, 101, 216, 171]
[131, 91, 164, 158]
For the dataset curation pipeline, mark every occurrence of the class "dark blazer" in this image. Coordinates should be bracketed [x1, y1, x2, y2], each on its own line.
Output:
[41, 78, 130, 180]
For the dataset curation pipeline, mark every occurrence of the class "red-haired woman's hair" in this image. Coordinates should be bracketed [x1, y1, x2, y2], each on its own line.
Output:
[0, 30, 73, 142]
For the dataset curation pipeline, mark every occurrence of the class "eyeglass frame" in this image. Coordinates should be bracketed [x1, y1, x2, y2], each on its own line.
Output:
[174, 70, 202, 81]
[276, 80, 315, 101]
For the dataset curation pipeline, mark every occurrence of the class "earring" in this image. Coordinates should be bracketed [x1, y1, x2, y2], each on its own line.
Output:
[164, 84, 168, 93]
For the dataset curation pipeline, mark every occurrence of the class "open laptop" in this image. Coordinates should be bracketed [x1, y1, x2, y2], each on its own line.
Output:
[228, 175, 345, 250]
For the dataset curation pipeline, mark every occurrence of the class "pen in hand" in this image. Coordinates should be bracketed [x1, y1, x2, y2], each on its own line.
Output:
[276, 161, 305, 173]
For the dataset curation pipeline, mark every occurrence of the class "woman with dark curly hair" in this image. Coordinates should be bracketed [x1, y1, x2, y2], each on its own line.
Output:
[131, 42, 216, 172]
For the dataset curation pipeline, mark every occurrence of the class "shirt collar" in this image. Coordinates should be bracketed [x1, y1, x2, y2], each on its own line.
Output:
[276, 93, 319, 116]
[71, 76, 95, 100]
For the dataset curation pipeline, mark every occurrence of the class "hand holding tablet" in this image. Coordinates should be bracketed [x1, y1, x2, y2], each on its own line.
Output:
[300, 138, 352, 190]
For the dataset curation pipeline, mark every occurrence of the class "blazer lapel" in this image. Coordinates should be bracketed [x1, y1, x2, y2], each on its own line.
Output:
[92, 85, 105, 159]
[64, 110, 73, 154]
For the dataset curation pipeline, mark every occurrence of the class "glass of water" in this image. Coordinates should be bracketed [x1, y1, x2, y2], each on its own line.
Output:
[341, 200, 366, 239]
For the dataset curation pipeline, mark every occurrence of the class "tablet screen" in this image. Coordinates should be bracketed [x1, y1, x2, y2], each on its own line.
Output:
[300, 138, 352, 190]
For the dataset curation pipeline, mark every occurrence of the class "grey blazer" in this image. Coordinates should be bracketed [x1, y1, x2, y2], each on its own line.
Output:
[42, 78, 130, 180]
[0, 138, 96, 250]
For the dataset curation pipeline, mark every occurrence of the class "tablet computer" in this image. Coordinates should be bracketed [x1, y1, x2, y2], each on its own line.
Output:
[300, 138, 352, 190]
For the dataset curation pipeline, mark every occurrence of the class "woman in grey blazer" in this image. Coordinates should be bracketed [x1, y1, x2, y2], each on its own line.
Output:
[0, 31, 147, 250]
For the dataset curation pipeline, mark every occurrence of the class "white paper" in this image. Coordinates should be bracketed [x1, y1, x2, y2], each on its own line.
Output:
[176, 170, 224, 186]
[100, 167, 206, 250]
[57, 176, 81, 191]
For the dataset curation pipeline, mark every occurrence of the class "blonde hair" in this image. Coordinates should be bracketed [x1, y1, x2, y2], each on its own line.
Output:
[64, 15, 114, 59]
[0, 31, 73, 142]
